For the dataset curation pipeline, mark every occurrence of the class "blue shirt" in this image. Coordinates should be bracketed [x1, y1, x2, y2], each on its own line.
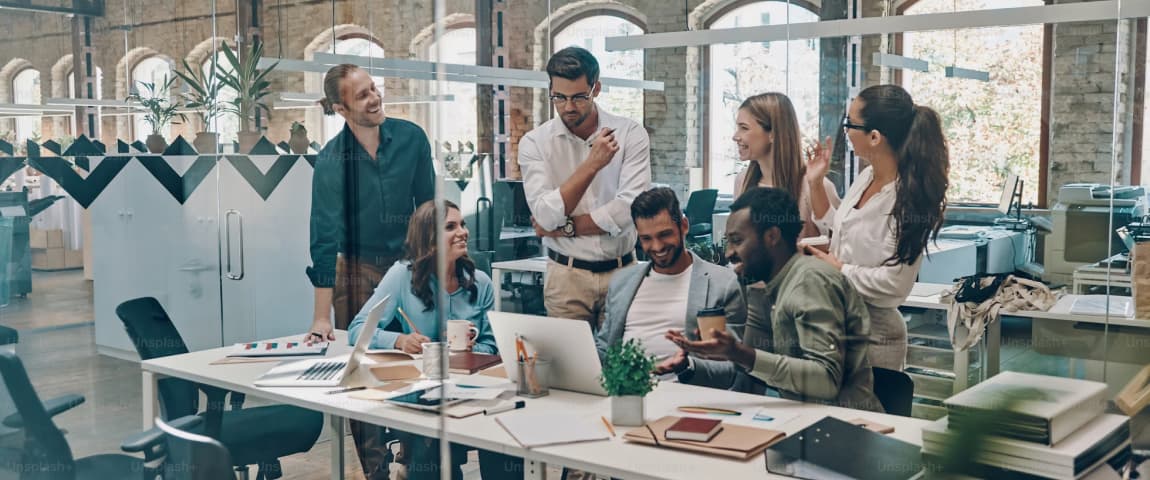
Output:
[347, 261, 499, 354]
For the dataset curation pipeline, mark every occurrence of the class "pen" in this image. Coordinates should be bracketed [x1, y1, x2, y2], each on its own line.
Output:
[484, 400, 526, 415]
[397, 307, 422, 336]
[677, 406, 741, 416]
[601, 416, 617, 437]
[325, 386, 367, 395]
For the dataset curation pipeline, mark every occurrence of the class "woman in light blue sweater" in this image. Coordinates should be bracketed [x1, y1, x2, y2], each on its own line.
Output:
[346, 199, 519, 480]
[346, 200, 497, 354]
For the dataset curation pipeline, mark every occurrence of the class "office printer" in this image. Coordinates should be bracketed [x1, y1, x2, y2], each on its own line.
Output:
[1043, 184, 1145, 285]
[918, 226, 1027, 284]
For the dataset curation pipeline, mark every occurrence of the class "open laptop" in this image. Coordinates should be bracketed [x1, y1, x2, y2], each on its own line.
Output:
[488, 311, 607, 396]
[254, 295, 390, 387]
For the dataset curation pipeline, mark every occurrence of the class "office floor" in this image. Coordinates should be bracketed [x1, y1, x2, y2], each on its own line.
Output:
[0, 270, 1098, 479]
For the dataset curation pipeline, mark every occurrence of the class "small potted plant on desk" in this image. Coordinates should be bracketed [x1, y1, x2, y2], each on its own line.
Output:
[600, 339, 658, 427]
[128, 77, 185, 154]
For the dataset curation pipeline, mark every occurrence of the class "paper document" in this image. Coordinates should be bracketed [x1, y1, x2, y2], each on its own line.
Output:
[229, 341, 328, 357]
[496, 413, 611, 448]
[1069, 295, 1133, 318]
[422, 384, 504, 401]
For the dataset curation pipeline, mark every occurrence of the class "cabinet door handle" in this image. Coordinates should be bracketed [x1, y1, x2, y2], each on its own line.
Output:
[225, 209, 244, 280]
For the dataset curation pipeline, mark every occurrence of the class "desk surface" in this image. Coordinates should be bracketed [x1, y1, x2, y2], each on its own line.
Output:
[143, 332, 928, 480]
[901, 282, 1150, 328]
[492, 257, 548, 273]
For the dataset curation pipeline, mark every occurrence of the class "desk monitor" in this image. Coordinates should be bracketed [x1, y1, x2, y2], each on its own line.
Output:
[998, 174, 1021, 216]
[488, 312, 608, 396]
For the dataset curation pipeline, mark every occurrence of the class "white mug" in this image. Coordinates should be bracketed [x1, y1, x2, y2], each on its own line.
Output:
[446, 320, 479, 351]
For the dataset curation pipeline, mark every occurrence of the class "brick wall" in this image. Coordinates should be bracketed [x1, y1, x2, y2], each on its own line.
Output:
[0, 0, 1138, 203]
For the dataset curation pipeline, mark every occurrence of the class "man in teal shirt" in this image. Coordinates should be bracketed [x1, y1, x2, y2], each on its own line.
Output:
[668, 187, 882, 412]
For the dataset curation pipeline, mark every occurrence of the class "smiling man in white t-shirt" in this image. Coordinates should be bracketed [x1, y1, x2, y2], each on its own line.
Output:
[595, 187, 745, 374]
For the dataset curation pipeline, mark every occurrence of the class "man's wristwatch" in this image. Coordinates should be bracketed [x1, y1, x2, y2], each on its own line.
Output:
[675, 356, 696, 382]
[561, 217, 576, 237]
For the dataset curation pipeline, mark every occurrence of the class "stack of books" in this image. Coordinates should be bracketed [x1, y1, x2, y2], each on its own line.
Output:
[921, 372, 1132, 479]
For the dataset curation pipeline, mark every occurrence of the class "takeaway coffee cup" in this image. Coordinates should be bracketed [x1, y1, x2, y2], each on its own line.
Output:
[696, 307, 726, 341]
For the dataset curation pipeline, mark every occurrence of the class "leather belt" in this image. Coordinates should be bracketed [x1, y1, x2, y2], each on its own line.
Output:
[547, 250, 634, 273]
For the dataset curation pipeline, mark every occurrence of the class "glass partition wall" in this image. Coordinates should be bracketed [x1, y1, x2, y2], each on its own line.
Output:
[1, 0, 1148, 478]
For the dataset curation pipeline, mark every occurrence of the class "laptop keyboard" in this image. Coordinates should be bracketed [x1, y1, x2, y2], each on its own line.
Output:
[297, 361, 345, 381]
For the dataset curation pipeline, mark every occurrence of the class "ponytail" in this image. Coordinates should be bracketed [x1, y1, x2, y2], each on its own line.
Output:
[321, 64, 359, 116]
[858, 85, 949, 266]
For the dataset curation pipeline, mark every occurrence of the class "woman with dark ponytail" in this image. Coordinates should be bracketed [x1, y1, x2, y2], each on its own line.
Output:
[805, 84, 949, 370]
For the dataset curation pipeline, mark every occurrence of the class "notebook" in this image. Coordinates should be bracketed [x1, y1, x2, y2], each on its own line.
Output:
[495, 413, 611, 448]
[666, 417, 723, 442]
[449, 352, 503, 374]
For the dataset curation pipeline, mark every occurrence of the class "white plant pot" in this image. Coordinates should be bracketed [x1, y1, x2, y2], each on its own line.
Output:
[611, 395, 645, 427]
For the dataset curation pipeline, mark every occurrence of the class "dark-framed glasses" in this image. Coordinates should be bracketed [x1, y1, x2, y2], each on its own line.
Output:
[550, 92, 593, 106]
[842, 114, 871, 132]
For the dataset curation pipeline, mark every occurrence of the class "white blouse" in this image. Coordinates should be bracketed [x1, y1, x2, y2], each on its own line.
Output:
[811, 166, 920, 309]
[733, 169, 840, 238]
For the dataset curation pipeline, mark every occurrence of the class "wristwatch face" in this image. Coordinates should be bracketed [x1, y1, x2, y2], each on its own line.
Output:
[563, 219, 575, 236]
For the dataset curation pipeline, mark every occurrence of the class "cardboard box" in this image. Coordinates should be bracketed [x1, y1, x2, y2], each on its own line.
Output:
[65, 250, 83, 268]
[29, 228, 46, 249]
[30, 229, 65, 249]
[32, 248, 65, 270]
[46, 229, 64, 249]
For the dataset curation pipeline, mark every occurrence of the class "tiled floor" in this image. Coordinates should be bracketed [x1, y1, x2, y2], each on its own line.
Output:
[0, 270, 1133, 479]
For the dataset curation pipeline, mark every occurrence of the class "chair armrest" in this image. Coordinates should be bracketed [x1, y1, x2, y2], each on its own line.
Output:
[120, 415, 203, 453]
[2, 394, 85, 428]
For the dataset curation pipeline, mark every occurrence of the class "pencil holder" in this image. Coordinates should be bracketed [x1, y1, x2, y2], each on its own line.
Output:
[517, 357, 550, 398]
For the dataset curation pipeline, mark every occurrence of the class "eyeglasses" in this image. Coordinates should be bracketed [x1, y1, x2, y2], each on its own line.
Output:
[842, 114, 871, 132]
[550, 92, 593, 106]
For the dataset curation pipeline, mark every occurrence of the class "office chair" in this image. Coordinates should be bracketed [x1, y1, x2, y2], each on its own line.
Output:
[116, 297, 323, 480]
[872, 367, 914, 417]
[0, 349, 198, 480]
[683, 189, 718, 241]
[155, 416, 236, 480]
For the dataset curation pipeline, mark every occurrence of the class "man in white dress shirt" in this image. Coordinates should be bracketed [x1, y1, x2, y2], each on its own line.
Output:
[519, 46, 651, 328]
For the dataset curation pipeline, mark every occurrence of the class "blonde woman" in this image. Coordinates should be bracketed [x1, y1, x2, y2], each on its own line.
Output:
[732, 92, 840, 238]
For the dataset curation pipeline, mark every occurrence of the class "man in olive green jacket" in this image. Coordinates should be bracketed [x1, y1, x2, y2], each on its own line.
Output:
[667, 187, 882, 412]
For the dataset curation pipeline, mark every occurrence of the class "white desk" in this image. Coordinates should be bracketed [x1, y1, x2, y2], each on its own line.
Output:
[491, 257, 548, 311]
[141, 332, 928, 480]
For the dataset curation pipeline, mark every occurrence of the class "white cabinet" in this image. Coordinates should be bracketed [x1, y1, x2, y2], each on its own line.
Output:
[92, 154, 313, 357]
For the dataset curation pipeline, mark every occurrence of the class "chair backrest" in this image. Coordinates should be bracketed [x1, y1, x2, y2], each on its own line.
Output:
[0, 351, 75, 477]
[155, 417, 235, 480]
[116, 297, 199, 419]
[683, 189, 718, 226]
[872, 367, 914, 417]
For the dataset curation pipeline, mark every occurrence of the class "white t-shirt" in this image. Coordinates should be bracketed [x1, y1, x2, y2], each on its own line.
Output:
[623, 264, 693, 361]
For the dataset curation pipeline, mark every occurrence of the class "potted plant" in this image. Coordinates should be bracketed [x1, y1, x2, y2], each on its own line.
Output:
[219, 40, 278, 153]
[599, 339, 658, 426]
[127, 76, 185, 154]
[174, 55, 231, 154]
[443, 140, 479, 190]
[288, 121, 309, 154]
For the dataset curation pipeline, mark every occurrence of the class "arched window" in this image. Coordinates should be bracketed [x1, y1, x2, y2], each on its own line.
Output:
[68, 67, 103, 100]
[322, 37, 385, 142]
[426, 27, 478, 147]
[204, 52, 239, 143]
[552, 15, 645, 125]
[902, 0, 1044, 205]
[131, 56, 173, 142]
[13, 68, 42, 142]
[706, 1, 820, 195]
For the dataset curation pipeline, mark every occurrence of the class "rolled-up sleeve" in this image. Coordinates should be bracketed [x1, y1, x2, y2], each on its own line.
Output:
[518, 132, 567, 231]
[811, 203, 836, 234]
[747, 280, 847, 402]
[589, 124, 651, 237]
[307, 153, 344, 288]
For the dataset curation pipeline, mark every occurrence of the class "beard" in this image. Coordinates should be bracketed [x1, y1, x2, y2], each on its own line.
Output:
[650, 245, 684, 269]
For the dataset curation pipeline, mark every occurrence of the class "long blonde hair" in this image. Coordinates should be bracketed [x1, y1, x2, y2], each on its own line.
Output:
[738, 93, 805, 203]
